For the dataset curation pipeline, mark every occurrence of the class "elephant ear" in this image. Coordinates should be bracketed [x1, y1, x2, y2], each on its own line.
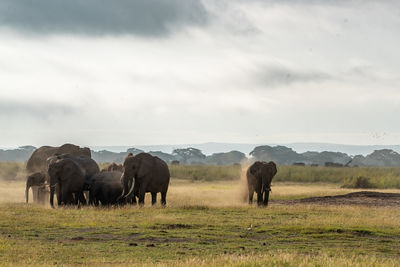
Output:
[137, 155, 155, 178]
[249, 161, 262, 175]
[60, 159, 79, 181]
[268, 161, 277, 176]
[35, 172, 46, 184]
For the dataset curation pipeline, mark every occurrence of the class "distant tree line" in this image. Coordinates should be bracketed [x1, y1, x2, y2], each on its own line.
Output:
[2, 145, 400, 167]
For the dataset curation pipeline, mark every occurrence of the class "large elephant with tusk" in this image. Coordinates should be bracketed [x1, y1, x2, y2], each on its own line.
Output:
[119, 153, 170, 206]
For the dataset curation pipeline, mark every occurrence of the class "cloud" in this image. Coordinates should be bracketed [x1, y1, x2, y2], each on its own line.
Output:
[253, 66, 331, 88]
[1, 0, 400, 146]
[0, 99, 79, 120]
[0, 0, 208, 36]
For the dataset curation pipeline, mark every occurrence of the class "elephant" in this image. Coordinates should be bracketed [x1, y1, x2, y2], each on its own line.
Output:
[47, 154, 100, 207]
[246, 161, 277, 206]
[119, 153, 170, 206]
[101, 162, 124, 172]
[25, 144, 91, 204]
[89, 171, 123, 206]
[25, 172, 46, 204]
[27, 143, 91, 174]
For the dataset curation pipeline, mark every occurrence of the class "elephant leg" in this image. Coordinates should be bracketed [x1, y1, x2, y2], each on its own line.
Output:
[131, 196, 137, 205]
[77, 192, 86, 205]
[138, 194, 145, 206]
[248, 190, 254, 204]
[94, 196, 99, 206]
[58, 185, 63, 206]
[161, 192, 167, 206]
[256, 192, 263, 206]
[89, 190, 94, 205]
[66, 194, 75, 205]
[138, 187, 146, 206]
[83, 191, 89, 204]
[151, 192, 157, 206]
[263, 190, 270, 206]
[38, 187, 45, 205]
[61, 186, 73, 205]
[32, 186, 39, 203]
[132, 188, 140, 205]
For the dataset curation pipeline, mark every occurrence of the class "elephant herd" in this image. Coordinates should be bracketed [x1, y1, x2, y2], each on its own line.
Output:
[25, 144, 278, 208]
[25, 144, 170, 207]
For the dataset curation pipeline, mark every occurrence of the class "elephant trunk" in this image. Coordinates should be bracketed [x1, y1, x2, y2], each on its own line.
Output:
[50, 185, 55, 208]
[117, 172, 129, 202]
[121, 172, 131, 197]
[125, 178, 136, 201]
[25, 183, 30, 204]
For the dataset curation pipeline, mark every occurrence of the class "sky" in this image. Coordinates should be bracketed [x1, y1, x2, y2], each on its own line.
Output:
[1, 0, 400, 148]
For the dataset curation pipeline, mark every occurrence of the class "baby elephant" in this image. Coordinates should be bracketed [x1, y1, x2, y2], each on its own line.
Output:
[26, 172, 46, 204]
[89, 171, 123, 206]
[101, 162, 124, 172]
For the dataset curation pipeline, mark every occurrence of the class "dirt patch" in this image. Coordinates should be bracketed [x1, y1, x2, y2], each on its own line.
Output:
[156, 223, 195, 230]
[71, 236, 84, 241]
[273, 191, 400, 207]
[61, 232, 196, 244]
[137, 236, 195, 244]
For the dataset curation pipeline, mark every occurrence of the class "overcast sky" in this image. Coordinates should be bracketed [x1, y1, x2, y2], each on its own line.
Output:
[1, 0, 400, 147]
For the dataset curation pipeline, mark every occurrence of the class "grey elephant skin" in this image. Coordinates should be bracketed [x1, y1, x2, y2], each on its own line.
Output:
[48, 154, 100, 207]
[25, 172, 47, 204]
[246, 161, 277, 206]
[25, 144, 91, 204]
[120, 153, 170, 206]
[89, 171, 123, 206]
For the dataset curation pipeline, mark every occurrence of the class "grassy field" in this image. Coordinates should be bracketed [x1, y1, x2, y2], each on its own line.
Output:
[1, 179, 400, 266]
[3, 161, 400, 189]
[2, 162, 400, 265]
[170, 164, 400, 189]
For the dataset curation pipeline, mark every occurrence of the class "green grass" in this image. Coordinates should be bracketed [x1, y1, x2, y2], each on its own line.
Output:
[275, 166, 400, 189]
[2, 179, 400, 265]
[3, 161, 400, 188]
[169, 164, 242, 181]
[1, 203, 400, 266]
[169, 164, 400, 189]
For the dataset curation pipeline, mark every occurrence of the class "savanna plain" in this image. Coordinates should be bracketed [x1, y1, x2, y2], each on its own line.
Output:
[1, 164, 400, 266]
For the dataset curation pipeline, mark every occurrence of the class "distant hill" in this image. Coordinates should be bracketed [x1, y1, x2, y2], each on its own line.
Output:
[91, 142, 400, 156]
[0, 146, 36, 161]
[250, 145, 352, 166]
[90, 143, 260, 155]
[1, 143, 400, 167]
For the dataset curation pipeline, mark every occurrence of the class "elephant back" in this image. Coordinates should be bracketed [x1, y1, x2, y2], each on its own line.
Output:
[61, 154, 100, 178]
[27, 144, 92, 174]
[58, 144, 91, 158]
[26, 146, 58, 174]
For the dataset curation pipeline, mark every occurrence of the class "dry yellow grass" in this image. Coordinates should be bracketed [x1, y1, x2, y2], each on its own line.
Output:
[4, 179, 400, 207]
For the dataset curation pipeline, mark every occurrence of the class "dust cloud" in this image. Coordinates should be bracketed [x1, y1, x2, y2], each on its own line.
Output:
[0, 180, 26, 203]
[0, 164, 252, 207]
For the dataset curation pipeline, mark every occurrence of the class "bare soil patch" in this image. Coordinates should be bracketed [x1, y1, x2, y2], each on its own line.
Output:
[274, 191, 400, 207]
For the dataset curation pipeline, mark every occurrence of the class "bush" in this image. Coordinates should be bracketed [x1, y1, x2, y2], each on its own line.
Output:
[0, 161, 26, 181]
[169, 164, 241, 181]
[341, 176, 376, 189]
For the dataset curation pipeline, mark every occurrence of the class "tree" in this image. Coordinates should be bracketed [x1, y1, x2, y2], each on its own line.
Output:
[172, 147, 206, 164]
